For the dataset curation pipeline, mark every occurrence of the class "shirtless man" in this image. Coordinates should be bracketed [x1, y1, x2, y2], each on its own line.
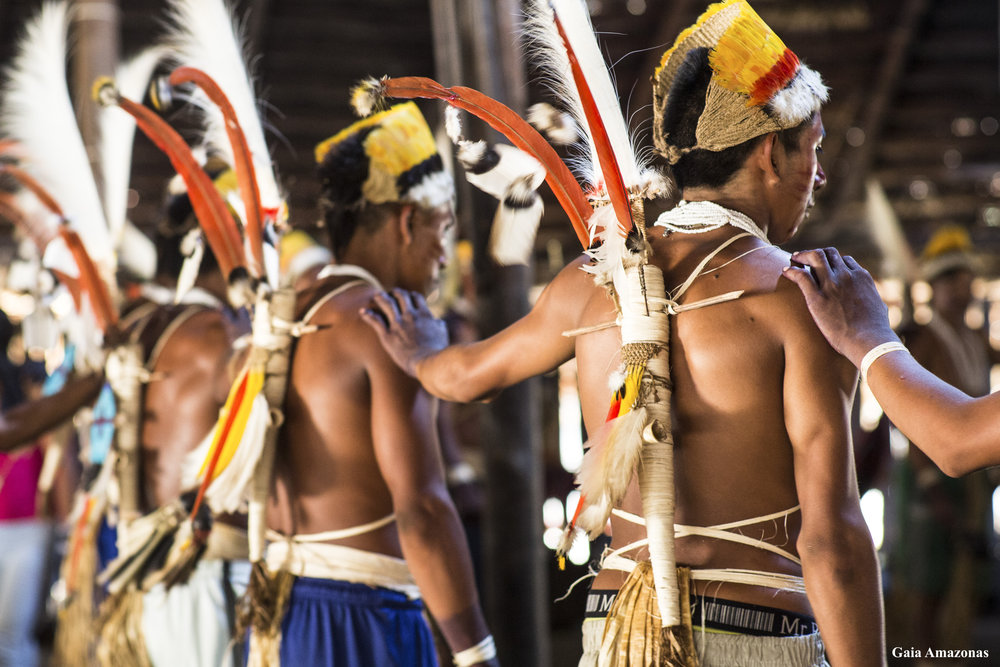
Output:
[258, 103, 496, 666]
[363, 3, 884, 665]
[91, 164, 252, 667]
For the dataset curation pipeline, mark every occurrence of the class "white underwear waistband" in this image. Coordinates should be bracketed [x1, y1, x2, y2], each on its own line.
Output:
[264, 538, 420, 600]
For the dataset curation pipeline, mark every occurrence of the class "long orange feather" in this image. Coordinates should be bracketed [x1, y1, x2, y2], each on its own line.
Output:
[552, 15, 633, 237]
[0, 191, 55, 250]
[95, 81, 245, 279]
[0, 165, 117, 330]
[59, 227, 118, 330]
[371, 76, 592, 249]
[188, 368, 250, 521]
[168, 66, 265, 278]
[0, 164, 64, 218]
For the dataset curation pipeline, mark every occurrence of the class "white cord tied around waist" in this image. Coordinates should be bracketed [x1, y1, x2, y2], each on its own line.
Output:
[453, 635, 496, 667]
[860, 341, 909, 385]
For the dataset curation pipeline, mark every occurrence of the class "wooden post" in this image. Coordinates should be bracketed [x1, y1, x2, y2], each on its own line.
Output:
[70, 0, 120, 204]
[430, 1, 549, 664]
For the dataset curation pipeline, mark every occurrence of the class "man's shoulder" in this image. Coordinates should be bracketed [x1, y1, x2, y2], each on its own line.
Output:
[297, 276, 378, 324]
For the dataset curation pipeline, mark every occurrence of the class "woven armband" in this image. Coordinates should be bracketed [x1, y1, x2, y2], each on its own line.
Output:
[453, 635, 496, 667]
[860, 341, 909, 385]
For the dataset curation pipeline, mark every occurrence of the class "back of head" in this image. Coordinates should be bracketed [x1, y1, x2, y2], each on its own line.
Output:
[155, 157, 235, 282]
[652, 0, 828, 190]
[314, 102, 453, 259]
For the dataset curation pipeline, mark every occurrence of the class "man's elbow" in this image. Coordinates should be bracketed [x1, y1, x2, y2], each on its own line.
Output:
[798, 519, 877, 575]
[918, 424, 989, 478]
[395, 489, 458, 537]
[934, 448, 978, 478]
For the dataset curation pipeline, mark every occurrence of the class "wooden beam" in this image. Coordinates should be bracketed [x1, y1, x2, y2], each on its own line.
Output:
[69, 0, 121, 208]
[430, 1, 548, 665]
[827, 0, 931, 222]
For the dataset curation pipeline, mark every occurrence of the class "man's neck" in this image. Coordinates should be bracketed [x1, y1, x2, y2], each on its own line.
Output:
[680, 185, 771, 232]
[338, 245, 394, 290]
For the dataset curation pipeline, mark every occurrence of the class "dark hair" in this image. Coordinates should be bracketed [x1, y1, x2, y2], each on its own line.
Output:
[661, 47, 814, 190]
[319, 200, 400, 260]
[154, 161, 229, 280]
[316, 124, 400, 259]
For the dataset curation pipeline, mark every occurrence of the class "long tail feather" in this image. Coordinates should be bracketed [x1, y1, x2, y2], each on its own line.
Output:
[95, 80, 246, 283]
[353, 76, 591, 249]
[1, 164, 117, 330]
[169, 66, 265, 278]
[100, 46, 169, 241]
[163, 0, 282, 214]
[551, 10, 633, 236]
[0, 190, 58, 251]
[59, 227, 118, 331]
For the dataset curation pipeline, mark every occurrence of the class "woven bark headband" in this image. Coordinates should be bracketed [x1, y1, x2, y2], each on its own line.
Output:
[315, 102, 453, 209]
[652, 0, 829, 164]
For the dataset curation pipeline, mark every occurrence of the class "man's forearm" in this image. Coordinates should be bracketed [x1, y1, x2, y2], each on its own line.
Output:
[866, 352, 1000, 475]
[395, 492, 495, 662]
[800, 522, 885, 666]
[0, 373, 103, 452]
[413, 343, 503, 404]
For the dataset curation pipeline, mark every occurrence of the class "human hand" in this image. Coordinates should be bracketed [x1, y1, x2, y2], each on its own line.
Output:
[781, 248, 900, 367]
[360, 288, 449, 378]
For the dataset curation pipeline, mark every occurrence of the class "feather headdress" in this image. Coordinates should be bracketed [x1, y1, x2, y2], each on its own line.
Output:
[162, 0, 281, 206]
[316, 101, 454, 212]
[99, 46, 167, 281]
[920, 224, 979, 281]
[350, 76, 591, 250]
[95, 79, 253, 307]
[163, 0, 285, 282]
[652, 0, 828, 163]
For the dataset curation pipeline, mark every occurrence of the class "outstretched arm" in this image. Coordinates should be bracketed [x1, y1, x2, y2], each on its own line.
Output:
[362, 256, 593, 402]
[783, 248, 1000, 475]
[0, 372, 104, 452]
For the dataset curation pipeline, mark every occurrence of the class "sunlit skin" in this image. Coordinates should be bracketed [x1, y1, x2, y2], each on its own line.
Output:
[365, 115, 886, 666]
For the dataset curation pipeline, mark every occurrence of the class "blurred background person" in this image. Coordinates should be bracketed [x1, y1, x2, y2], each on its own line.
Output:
[884, 226, 997, 659]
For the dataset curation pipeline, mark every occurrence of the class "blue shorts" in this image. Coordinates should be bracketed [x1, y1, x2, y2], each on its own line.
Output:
[279, 576, 438, 666]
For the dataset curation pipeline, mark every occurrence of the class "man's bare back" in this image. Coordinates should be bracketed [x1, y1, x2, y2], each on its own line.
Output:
[575, 224, 857, 618]
[268, 275, 417, 558]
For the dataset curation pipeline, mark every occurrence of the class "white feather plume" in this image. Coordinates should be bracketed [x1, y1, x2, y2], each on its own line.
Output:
[444, 105, 463, 144]
[523, 0, 646, 196]
[526, 102, 579, 145]
[100, 46, 168, 241]
[523, 0, 595, 186]
[0, 1, 112, 270]
[581, 204, 628, 286]
[488, 183, 544, 266]
[164, 0, 282, 210]
[573, 407, 647, 537]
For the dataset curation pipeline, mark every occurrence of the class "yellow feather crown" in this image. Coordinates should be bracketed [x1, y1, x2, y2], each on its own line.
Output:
[315, 102, 453, 209]
[921, 224, 978, 280]
[653, 0, 828, 162]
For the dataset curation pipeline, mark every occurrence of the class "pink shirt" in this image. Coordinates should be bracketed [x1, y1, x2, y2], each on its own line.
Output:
[0, 446, 43, 520]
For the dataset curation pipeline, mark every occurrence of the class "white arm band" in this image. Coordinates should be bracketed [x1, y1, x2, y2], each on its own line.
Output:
[453, 635, 496, 667]
[860, 341, 909, 385]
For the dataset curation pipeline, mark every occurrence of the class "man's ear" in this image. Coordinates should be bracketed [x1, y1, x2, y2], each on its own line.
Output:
[397, 204, 416, 245]
[758, 133, 781, 186]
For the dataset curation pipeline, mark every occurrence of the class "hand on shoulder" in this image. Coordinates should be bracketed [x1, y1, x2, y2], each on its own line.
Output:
[360, 288, 449, 378]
